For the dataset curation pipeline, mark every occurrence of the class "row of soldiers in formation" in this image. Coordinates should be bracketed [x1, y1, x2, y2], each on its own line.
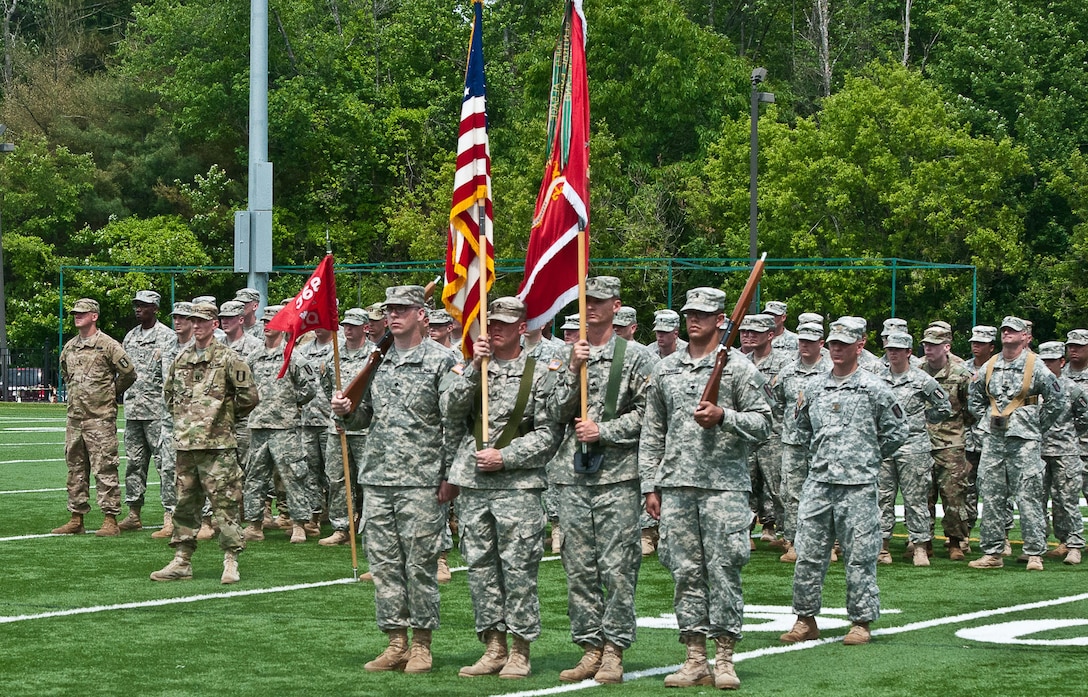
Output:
[52, 278, 1086, 689]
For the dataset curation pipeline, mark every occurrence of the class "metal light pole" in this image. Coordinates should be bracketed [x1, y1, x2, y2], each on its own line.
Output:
[749, 68, 774, 311]
[0, 125, 14, 402]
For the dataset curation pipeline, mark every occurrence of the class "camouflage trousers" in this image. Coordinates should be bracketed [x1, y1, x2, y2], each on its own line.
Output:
[362, 485, 445, 631]
[171, 448, 245, 553]
[64, 417, 121, 516]
[748, 436, 783, 529]
[793, 480, 881, 624]
[459, 488, 546, 641]
[123, 418, 176, 510]
[780, 443, 810, 543]
[1042, 454, 1085, 549]
[978, 433, 1047, 557]
[302, 426, 328, 510]
[243, 428, 319, 523]
[965, 449, 981, 532]
[878, 451, 933, 544]
[323, 432, 364, 532]
[557, 480, 642, 649]
[542, 482, 559, 522]
[659, 487, 751, 640]
[929, 447, 972, 542]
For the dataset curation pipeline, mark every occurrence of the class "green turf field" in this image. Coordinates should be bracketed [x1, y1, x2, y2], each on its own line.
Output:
[2, 402, 1087, 696]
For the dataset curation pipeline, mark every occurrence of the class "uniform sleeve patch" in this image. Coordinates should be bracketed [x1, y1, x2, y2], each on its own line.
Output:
[892, 403, 904, 419]
[451, 363, 465, 375]
[548, 358, 563, 371]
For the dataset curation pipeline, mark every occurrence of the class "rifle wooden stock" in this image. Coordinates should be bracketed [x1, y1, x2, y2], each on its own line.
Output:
[341, 278, 439, 412]
[700, 253, 767, 405]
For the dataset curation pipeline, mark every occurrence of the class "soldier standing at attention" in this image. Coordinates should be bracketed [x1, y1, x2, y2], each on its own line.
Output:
[613, 306, 646, 350]
[766, 301, 798, 353]
[1062, 329, 1088, 510]
[52, 298, 137, 536]
[118, 290, 178, 535]
[235, 287, 264, 340]
[330, 285, 456, 675]
[219, 300, 263, 358]
[964, 325, 998, 550]
[651, 309, 687, 360]
[641, 287, 772, 690]
[428, 308, 463, 362]
[547, 276, 653, 685]
[780, 317, 906, 646]
[151, 302, 257, 583]
[297, 324, 335, 535]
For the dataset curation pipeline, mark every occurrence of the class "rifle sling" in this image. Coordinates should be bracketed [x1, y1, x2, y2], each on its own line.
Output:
[475, 356, 537, 450]
[984, 351, 1037, 418]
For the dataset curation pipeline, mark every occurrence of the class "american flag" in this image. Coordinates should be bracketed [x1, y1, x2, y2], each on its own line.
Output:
[443, 0, 494, 359]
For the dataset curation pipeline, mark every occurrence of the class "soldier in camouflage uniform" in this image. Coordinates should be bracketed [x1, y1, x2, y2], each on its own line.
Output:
[920, 325, 975, 560]
[151, 302, 257, 584]
[241, 305, 319, 544]
[443, 297, 561, 679]
[119, 290, 178, 536]
[52, 298, 137, 536]
[363, 302, 387, 343]
[542, 313, 583, 554]
[428, 308, 463, 362]
[297, 325, 335, 533]
[546, 277, 653, 685]
[766, 301, 798, 353]
[641, 287, 772, 690]
[330, 285, 456, 675]
[1062, 329, 1088, 508]
[965, 325, 998, 548]
[235, 287, 264, 340]
[219, 300, 263, 358]
[967, 317, 1062, 570]
[781, 317, 907, 646]
[875, 332, 952, 567]
[612, 306, 640, 345]
[651, 310, 687, 360]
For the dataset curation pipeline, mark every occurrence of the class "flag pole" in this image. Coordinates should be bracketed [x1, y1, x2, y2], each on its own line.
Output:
[577, 222, 588, 454]
[476, 200, 490, 449]
[331, 332, 360, 580]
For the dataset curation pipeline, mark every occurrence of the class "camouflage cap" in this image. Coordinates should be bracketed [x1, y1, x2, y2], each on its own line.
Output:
[1039, 341, 1065, 360]
[234, 288, 260, 303]
[881, 317, 908, 336]
[1001, 316, 1029, 332]
[970, 325, 998, 343]
[189, 302, 218, 321]
[280, 298, 295, 306]
[171, 301, 194, 317]
[383, 285, 425, 308]
[764, 300, 787, 316]
[613, 306, 637, 327]
[927, 320, 952, 332]
[560, 313, 580, 331]
[365, 302, 386, 321]
[134, 290, 161, 306]
[884, 331, 914, 350]
[218, 300, 246, 318]
[1066, 329, 1088, 346]
[740, 313, 776, 333]
[428, 308, 454, 325]
[341, 308, 368, 326]
[653, 309, 680, 332]
[797, 312, 824, 327]
[585, 276, 621, 300]
[262, 304, 284, 321]
[827, 316, 867, 344]
[796, 322, 824, 341]
[681, 287, 726, 314]
[71, 298, 100, 314]
[921, 326, 952, 345]
[488, 296, 526, 324]
[192, 295, 216, 306]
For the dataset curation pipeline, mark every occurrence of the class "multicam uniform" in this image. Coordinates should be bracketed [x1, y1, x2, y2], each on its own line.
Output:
[122, 320, 178, 514]
[920, 358, 974, 547]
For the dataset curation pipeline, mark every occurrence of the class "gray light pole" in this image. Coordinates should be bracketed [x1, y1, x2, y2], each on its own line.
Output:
[749, 68, 774, 311]
[0, 125, 14, 402]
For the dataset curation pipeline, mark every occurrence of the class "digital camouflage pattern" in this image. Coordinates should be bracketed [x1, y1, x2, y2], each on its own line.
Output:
[228, 332, 263, 359]
[245, 343, 317, 429]
[1040, 376, 1088, 549]
[771, 328, 799, 352]
[746, 347, 791, 530]
[122, 320, 178, 510]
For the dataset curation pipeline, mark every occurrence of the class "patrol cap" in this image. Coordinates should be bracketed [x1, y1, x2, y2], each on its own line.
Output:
[560, 314, 580, 331]
[585, 276, 621, 300]
[171, 301, 194, 317]
[970, 325, 998, 343]
[428, 309, 454, 325]
[1001, 316, 1029, 332]
[234, 288, 260, 303]
[881, 318, 908, 337]
[383, 285, 425, 308]
[797, 312, 823, 327]
[796, 322, 824, 341]
[613, 306, 637, 327]
[134, 290, 161, 306]
[827, 316, 867, 344]
[192, 295, 216, 306]
[764, 300, 787, 316]
[341, 308, 368, 326]
[365, 302, 386, 321]
[927, 320, 952, 332]
[218, 300, 245, 318]
[71, 298, 100, 314]
[740, 313, 775, 333]
[189, 302, 218, 321]
[921, 326, 952, 345]
[1066, 329, 1088, 346]
[883, 332, 913, 350]
[489, 297, 526, 324]
[681, 287, 726, 314]
[1039, 341, 1065, 360]
[653, 309, 680, 332]
[280, 298, 295, 306]
[262, 304, 284, 321]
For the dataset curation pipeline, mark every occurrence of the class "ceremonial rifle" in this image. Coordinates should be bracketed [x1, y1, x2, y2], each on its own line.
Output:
[700, 253, 767, 405]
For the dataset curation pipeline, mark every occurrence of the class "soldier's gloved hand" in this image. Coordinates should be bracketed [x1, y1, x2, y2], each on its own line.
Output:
[644, 492, 661, 520]
[693, 400, 725, 430]
[568, 340, 591, 372]
[475, 448, 504, 472]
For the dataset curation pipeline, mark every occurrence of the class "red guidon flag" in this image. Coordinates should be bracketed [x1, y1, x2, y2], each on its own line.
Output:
[265, 254, 338, 378]
[517, 0, 590, 330]
[442, 0, 495, 359]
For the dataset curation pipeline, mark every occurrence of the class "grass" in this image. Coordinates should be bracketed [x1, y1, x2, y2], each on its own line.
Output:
[2, 402, 1088, 696]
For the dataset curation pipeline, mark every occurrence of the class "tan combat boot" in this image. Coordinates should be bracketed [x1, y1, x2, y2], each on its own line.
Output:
[663, 634, 713, 687]
[1046, 542, 1069, 559]
[196, 516, 216, 540]
[499, 636, 531, 679]
[713, 635, 741, 690]
[319, 530, 349, 546]
[51, 513, 84, 535]
[948, 537, 965, 561]
[779, 616, 820, 643]
[968, 554, 1004, 569]
[363, 628, 409, 672]
[274, 512, 291, 531]
[261, 500, 275, 529]
[594, 642, 624, 684]
[830, 542, 840, 562]
[118, 507, 143, 531]
[290, 522, 307, 544]
[359, 571, 374, 582]
[404, 628, 433, 673]
[243, 521, 264, 542]
[641, 526, 659, 556]
[559, 644, 603, 682]
[151, 512, 174, 539]
[1003, 538, 1012, 556]
[913, 543, 930, 567]
[779, 541, 797, 563]
[96, 514, 121, 537]
[437, 552, 452, 584]
[150, 546, 194, 581]
[1026, 555, 1044, 571]
[304, 514, 321, 538]
[459, 630, 508, 677]
[842, 622, 871, 645]
[760, 523, 777, 544]
[221, 550, 240, 584]
[551, 523, 563, 554]
[877, 540, 893, 565]
[1064, 548, 1082, 565]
